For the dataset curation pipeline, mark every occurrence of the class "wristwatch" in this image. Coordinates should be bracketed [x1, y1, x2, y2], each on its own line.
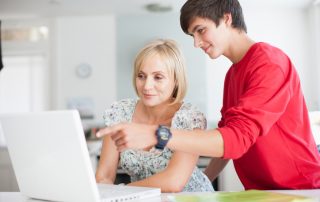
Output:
[155, 125, 172, 150]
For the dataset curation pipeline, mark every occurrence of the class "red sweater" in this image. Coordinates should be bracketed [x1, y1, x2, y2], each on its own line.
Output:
[218, 42, 320, 189]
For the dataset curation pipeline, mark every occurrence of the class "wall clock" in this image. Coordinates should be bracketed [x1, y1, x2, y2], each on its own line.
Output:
[75, 63, 92, 78]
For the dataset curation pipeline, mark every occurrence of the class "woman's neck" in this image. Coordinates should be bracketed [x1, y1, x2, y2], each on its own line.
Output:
[133, 100, 181, 126]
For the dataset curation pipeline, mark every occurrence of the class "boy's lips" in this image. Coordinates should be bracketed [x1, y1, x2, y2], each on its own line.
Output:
[202, 45, 211, 53]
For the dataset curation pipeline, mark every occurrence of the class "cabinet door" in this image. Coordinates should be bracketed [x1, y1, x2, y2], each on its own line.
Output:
[0, 148, 19, 191]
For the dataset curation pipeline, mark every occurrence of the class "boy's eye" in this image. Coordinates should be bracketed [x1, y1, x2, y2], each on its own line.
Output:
[198, 28, 205, 34]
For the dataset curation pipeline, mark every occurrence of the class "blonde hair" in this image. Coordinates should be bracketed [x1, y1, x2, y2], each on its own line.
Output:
[133, 39, 187, 105]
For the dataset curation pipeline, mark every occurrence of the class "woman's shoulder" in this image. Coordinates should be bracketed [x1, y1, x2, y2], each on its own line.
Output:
[110, 98, 137, 109]
[177, 102, 204, 115]
[172, 102, 207, 130]
[103, 98, 138, 126]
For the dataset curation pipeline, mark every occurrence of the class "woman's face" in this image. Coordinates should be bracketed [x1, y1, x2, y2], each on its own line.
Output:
[136, 54, 175, 107]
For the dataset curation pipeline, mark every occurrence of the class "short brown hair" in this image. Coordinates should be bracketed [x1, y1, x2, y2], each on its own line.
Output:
[133, 39, 187, 105]
[180, 0, 247, 34]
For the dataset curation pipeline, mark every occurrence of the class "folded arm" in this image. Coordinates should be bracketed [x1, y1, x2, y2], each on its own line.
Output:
[95, 136, 120, 184]
[128, 149, 199, 192]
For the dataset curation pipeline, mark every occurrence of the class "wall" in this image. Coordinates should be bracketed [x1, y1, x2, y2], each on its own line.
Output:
[310, 5, 320, 110]
[52, 15, 116, 125]
[116, 13, 208, 114]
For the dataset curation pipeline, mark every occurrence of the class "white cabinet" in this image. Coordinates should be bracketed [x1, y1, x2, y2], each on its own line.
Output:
[309, 111, 320, 146]
[218, 160, 244, 191]
[0, 148, 19, 191]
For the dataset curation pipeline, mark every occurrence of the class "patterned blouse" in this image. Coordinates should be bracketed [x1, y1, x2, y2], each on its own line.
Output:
[103, 98, 214, 192]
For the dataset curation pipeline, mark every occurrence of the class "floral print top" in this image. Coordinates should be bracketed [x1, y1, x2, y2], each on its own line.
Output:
[103, 98, 214, 192]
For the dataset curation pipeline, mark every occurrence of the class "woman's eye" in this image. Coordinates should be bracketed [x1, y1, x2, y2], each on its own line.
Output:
[154, 75, 164, 80]
[137, 74, 145, 79]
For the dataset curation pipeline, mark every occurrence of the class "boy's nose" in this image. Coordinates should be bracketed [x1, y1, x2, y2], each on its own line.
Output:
[194, 37, 203, 48]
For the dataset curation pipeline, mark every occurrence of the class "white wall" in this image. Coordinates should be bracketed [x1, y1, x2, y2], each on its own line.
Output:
[52, 15, 116, 125]
[310, 5, 320, 110]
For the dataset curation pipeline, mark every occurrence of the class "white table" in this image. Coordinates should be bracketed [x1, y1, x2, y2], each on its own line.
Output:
[0, 190, 319, 202]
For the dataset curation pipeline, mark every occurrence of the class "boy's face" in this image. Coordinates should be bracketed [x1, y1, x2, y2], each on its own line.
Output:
[187, 16, 229, 59]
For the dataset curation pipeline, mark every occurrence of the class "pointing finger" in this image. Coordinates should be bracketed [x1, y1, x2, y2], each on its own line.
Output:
[96, 123, 125, 138]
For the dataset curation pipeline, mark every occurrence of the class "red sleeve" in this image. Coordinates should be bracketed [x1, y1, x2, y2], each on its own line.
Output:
[219, 61, 294, 159]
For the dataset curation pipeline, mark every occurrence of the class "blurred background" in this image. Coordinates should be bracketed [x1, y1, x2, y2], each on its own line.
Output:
[0, 0, 319, 192]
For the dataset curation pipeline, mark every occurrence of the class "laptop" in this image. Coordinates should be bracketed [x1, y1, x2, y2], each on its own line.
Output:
[0, 110, 160, 202]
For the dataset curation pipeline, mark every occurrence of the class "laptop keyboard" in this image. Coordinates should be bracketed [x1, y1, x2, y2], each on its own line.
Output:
[99, 186, 132, 196]
[98, 184, 142, 202]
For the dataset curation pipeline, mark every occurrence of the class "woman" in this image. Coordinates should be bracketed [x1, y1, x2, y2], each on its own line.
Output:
[95, 39, 213, 192]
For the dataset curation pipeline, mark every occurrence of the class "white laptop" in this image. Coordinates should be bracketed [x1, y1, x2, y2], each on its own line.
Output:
[0, 110, 160, 202]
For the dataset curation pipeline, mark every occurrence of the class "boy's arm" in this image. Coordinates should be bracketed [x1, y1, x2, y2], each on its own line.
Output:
[97, 124, 225, 158]
[204, 158, 229, 182]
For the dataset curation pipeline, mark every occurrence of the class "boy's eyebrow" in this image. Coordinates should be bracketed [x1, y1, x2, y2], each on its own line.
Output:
[188, 24, 201, 36]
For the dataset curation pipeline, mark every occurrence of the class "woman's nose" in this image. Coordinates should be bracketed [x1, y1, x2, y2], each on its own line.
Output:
[143, 77, 154, 90]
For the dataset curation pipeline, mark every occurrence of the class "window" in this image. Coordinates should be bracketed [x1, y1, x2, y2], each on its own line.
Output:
[0, 21, 50, 146]
[0, 55, 48, 113]
[0, 21, 49, 113]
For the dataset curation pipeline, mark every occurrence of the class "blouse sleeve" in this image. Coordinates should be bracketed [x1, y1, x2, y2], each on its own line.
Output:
[190, 109, 207, 130]
[172, 103, 207, 131]
[103, 100, 128, 127]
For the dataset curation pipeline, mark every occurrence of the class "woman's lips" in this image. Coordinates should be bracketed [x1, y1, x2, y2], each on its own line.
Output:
[143, 94, 155, 98]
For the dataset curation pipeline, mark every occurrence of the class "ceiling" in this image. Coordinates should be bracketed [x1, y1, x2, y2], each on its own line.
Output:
[0, 0, 316, 19]
[0, 0, 185, 18]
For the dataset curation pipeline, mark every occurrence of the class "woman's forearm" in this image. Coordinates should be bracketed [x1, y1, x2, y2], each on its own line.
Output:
[96, 177, 114, 184]
[127, 171, 186, 192]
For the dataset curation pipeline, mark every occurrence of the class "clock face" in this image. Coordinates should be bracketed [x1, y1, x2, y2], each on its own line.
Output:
[75, 63, 92, 78]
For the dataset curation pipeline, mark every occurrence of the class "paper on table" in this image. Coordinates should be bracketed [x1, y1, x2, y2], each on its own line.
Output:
[168, 190, 316, 202]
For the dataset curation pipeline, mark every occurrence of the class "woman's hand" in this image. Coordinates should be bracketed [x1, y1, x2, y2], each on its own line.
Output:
[96, 123, 158, 152]
[96, 178, 114, 184]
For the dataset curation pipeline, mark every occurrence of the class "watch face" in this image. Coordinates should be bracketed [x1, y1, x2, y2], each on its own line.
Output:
[159, 129, 169, 140]
[155, 125, 172, 150]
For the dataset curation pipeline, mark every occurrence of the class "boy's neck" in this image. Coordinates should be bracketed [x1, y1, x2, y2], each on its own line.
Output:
[225, 31, 255, 64]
